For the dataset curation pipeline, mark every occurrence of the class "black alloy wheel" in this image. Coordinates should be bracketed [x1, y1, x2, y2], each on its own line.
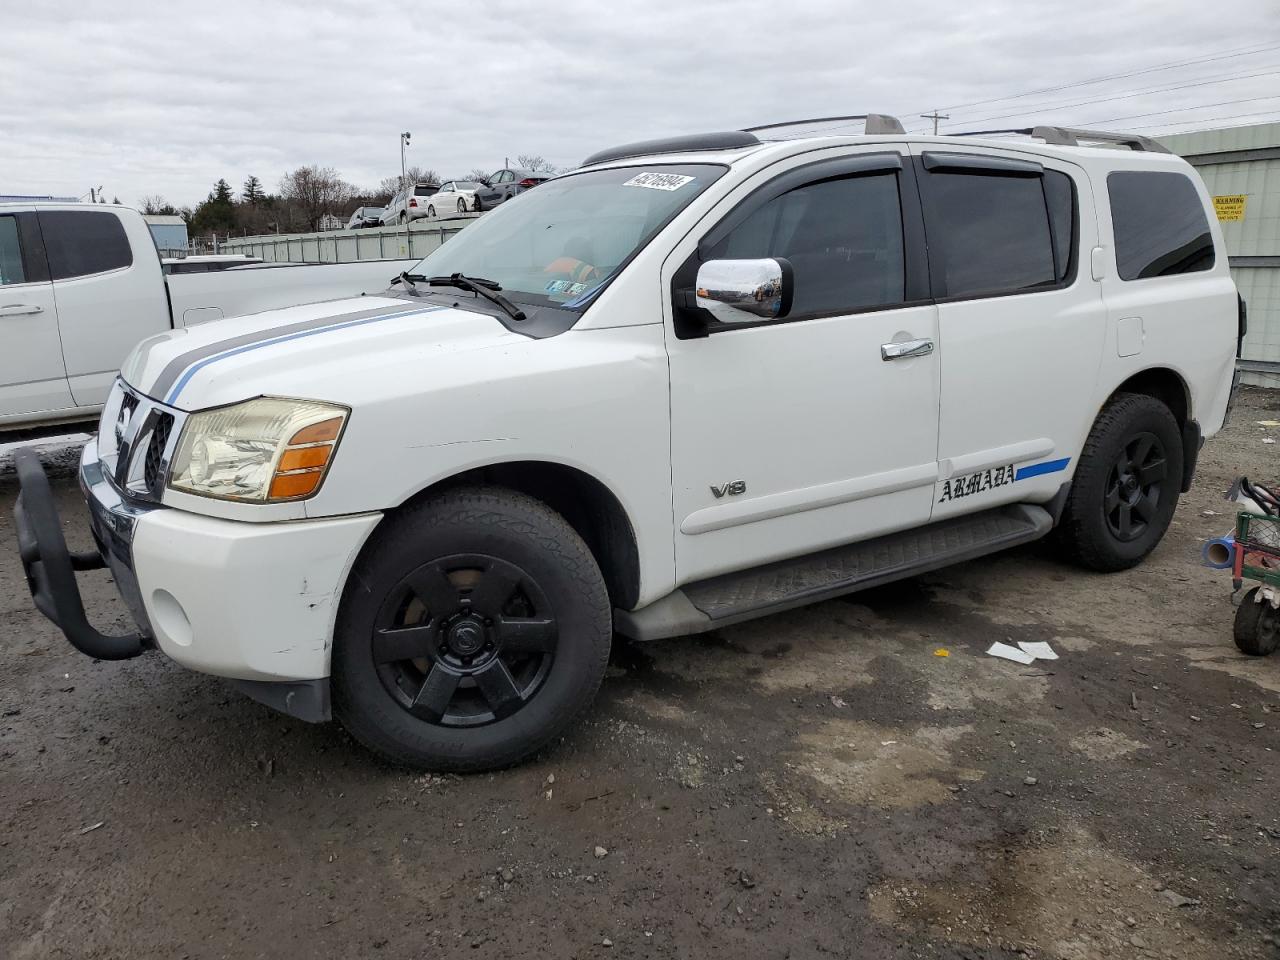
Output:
[1103, 431, 1167, 543]
[332, 487, 612, 771]
[373, 554, 557, 726]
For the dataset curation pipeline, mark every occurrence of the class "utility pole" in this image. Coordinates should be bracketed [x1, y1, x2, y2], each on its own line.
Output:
[400, 131, 412, 256]
[921, 110, 949, 135]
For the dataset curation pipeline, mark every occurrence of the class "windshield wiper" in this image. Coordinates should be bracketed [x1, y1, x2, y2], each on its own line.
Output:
[392, 271, 525, 322]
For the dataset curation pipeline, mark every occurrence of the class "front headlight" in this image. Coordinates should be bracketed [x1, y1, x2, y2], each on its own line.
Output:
[168, 397, 348, 502]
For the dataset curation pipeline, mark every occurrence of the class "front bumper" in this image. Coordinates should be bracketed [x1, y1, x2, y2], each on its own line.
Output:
[14, 439, 381, 719]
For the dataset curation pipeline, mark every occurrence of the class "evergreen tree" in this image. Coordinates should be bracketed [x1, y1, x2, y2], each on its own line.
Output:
[242, 175, 265, 205]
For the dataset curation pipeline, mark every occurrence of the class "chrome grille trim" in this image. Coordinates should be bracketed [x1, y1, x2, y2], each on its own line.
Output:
[96, 378, 187, 503]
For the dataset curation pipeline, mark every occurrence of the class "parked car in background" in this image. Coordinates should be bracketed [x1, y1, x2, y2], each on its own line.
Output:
[474, 169, 553, 210]
[346, 206, 385, 229]
[381, 182, 439, 224]
[427, 180, 484, 217]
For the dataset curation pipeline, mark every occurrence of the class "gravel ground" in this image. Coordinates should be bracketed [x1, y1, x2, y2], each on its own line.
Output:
[2, 389, 1280, 959]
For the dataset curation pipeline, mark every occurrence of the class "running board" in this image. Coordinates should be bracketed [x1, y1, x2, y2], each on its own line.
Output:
[615, 503, 1053, 641]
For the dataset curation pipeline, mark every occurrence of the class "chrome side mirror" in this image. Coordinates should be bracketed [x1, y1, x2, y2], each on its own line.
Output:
[695, 257, 792, 324]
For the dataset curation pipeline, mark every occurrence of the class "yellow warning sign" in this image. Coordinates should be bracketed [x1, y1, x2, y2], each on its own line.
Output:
[1213, 195, 1247, 221]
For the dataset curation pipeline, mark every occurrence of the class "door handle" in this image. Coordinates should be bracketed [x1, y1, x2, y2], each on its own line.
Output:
[0, 303, 44, 317]
[881, 338, 933, 361]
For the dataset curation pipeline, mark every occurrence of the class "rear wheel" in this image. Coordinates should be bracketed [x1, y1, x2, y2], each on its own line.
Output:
[1235, 587, 1280, 656]
[426, 205, 435, 219]
[332, 487, 612, 771]
[398, 212, 407, 224]
[1057, 393, 1183, 572]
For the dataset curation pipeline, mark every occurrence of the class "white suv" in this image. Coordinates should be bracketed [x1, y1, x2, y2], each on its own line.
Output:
[15, 116, 1240, 772]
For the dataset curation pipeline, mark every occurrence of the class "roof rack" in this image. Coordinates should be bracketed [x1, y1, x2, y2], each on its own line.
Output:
[743, 114, 906, 136]
[948, 126, 1170, 154]
[582, 131, 761, 167]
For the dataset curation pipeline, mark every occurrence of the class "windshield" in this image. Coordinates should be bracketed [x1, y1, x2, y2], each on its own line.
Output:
[409, 163, 724, 309]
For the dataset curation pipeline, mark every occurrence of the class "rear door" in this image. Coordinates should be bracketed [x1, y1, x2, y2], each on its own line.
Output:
[912, 147, 1106, 516]
[39, 209, 169, 407]
[0, 212, 73, 419]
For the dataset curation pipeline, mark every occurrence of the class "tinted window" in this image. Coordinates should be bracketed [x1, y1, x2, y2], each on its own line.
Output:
[704, 173, 906, 316]
[1107, 171, 1214, 281]
[925, 171, 1058, 297]
[0, 216, 26, 285]
[40, 210, 133, 280]
[1043, 170, 1076, 283]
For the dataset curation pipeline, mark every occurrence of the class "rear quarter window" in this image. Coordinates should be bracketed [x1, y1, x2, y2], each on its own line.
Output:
[1107, 171, 1215, 281]
[39, 210, 134, 280]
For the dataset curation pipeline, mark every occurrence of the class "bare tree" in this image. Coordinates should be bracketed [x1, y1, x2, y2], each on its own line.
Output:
[464, 168, 492, 184]
[278, 166, 356, 231]
[516, 154, 557, 173]
[140, 195, 177, 216]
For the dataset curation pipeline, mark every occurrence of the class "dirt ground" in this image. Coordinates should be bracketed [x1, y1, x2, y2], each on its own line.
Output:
[3, 390, 1280, 959]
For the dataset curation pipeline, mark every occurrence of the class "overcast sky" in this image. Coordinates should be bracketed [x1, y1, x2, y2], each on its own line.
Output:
[1, 0, 1277, 208]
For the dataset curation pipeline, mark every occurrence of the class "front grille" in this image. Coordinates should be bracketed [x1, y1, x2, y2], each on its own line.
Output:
[143, 412, 174, 495]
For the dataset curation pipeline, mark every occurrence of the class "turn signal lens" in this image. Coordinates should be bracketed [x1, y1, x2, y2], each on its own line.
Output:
[278, 446, 331, 471]
[268, 470, 324, 500]
[289, 417, 343, 445]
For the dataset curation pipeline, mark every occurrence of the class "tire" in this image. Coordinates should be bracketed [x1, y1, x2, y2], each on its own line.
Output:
[426, 205, 435, 219]
[457, 199, 467, 215]
[1234, 587, 1280, 656]
[332, 487, 612, 772]
[398, 212, 407, 224]
[1056, 393, 1184, 572]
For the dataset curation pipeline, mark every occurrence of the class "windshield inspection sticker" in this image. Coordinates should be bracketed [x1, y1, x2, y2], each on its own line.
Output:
[623, 172, 695, 191]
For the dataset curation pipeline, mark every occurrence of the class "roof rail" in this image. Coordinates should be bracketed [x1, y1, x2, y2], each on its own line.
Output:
[743, 114, 907, 136]
[949, 126, 1170, 154]
[582, 131, 761, 167]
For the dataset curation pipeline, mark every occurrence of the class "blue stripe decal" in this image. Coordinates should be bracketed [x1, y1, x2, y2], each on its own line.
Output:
[1014, 457, 1071, 481]
[165, 306, 445, 405]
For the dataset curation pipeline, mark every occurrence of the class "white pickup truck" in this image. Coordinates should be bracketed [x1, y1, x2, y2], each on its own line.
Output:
[0, 203, 415, 434]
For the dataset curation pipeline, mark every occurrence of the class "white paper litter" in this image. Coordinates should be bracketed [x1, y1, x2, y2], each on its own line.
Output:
[986, 642, 1037, 664]
[1017, 641, 1059, 661]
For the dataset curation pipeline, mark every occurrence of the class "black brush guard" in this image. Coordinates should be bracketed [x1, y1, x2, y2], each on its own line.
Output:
[12, 448, 145, 660]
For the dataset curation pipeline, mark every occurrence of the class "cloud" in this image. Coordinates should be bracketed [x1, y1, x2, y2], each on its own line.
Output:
[0, 0, 1275, 207]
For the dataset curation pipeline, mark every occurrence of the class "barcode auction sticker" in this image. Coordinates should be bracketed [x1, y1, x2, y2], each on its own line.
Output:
[623, 172, 695, 191]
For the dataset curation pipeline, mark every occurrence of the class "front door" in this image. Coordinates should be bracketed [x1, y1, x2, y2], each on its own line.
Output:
[0, 212, 72, 419]
[664, 147, 941, 584]
[912, 146, 1106, 517]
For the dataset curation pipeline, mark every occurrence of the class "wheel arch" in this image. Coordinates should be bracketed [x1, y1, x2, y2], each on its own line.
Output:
[376, 459, 641, 610]
[1105, 367, 1190, 426]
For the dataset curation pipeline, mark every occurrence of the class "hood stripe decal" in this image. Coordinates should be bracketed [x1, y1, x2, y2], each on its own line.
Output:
[159, 303, 444, 405]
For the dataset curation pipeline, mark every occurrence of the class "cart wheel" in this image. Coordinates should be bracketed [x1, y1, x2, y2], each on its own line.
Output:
[1234, 587, 1280, 656]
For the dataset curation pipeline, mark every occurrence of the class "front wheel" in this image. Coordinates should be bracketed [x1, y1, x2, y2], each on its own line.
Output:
[1056, 393, 1183, 572]
[332, 487, 612, 772]
[457, 198, 467, 214]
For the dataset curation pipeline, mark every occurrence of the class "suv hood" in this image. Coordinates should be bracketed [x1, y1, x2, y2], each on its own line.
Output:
[121, 295, 519, 411]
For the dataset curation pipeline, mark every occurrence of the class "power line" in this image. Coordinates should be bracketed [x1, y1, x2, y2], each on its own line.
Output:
[1078, 95, 1280, 127]
[942, 66, 1280, 129]
[1119, 109, 1280, 132]
[917, 40, 1280, 115]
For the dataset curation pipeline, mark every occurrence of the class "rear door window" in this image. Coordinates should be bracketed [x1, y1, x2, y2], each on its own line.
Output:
[0, 215, 27, 285]
[921, 164, 1074, 298]
[1107, 171, 1215, 280]
[39, 210, 133, 280]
